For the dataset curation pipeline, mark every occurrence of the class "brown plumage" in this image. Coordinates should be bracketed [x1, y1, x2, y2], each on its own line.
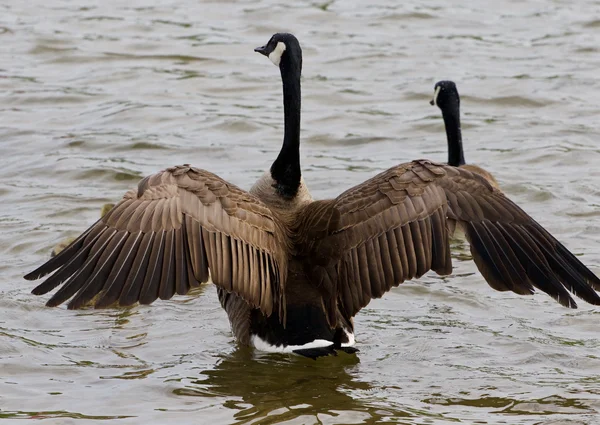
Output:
[459, 164, 499, 189]
[25, 35, 600, 357]
[297, 160, 600, 322]
[27, 166, 288, 317]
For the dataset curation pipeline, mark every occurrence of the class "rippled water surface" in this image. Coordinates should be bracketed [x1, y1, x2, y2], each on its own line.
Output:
[2, 0, 600, 423]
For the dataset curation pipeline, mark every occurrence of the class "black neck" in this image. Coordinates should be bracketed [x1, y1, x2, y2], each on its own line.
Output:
[270, 57, 301, 199]
[442, 105, 465, 167]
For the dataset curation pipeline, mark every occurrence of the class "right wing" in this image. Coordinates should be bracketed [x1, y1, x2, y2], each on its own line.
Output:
[298, 160, 600, 323]
[25, 165, 288, 318]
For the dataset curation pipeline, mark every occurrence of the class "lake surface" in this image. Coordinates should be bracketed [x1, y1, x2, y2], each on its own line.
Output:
[2, 0, 600, 423]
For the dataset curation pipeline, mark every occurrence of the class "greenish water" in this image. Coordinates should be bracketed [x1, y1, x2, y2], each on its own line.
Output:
[2, 0, 600, 423]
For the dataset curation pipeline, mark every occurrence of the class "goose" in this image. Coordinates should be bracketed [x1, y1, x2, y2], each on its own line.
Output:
[430, 80, 499, 188]
[25, 33, 600, 360]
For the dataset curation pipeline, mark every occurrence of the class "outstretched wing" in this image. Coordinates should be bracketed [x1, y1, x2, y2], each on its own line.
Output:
[25, 165, 288, 317]
[299, 160, 600, 322]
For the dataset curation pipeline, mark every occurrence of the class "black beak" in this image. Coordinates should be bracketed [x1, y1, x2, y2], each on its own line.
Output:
[254, 45, 268, 56]
[429, 99, 435, 106]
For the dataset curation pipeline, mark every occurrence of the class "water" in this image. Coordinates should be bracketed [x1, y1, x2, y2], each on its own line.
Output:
[2, 0, 600, 423]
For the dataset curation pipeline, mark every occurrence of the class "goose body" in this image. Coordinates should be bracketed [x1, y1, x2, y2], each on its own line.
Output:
[26, 35, 600, 359]
[431, 80, 499, 188]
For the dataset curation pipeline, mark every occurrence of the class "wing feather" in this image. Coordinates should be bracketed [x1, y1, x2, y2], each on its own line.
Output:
[174, 221, 189, 296]
[401, 224, 418, 279]
[119, 232, 155, 306]
[46, 228, 118, 307]
[385, 226, 404, 282]
[30, 225, 106, 295]
[159, 230, 176, 301]
[377, 233, 394, 296]
[25, 220, 106, 284]
[83, 231, 144, 309]
[139, 230, 165, 305]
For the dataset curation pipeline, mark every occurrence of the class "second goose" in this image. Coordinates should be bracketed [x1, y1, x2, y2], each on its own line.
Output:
[430, 80, 499, 188]
[26, 34, 600, 359]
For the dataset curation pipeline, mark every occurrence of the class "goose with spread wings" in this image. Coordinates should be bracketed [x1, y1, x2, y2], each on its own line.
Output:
[26, 33, 600, 359]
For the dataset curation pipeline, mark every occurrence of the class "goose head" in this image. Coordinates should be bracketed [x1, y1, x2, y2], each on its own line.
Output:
[255, 33, 302, 74]
[430, 80, 460, 111]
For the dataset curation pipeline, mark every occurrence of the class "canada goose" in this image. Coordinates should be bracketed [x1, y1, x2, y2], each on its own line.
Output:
[430, 80, 499, 188]
[26, 34, 600, 360]
[51, 203, 115, 257]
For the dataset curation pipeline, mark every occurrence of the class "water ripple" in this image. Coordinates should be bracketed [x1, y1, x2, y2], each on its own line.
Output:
[2, 0, 600, 423]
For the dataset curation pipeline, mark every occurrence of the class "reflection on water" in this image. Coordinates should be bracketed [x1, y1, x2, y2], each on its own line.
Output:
[174, 348, 456, 425]
[2, 0, 600, 423]
[178, 349, 380, 424]
[425, 394, 594, 415]
[0, 411, 134, 421]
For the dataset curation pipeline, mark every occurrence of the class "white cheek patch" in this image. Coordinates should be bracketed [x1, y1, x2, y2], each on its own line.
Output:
[268, 41, 287, 66]
[432, 85, 441, 106]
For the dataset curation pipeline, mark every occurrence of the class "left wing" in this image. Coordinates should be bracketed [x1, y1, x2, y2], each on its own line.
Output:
[25, 165, 289, 317]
